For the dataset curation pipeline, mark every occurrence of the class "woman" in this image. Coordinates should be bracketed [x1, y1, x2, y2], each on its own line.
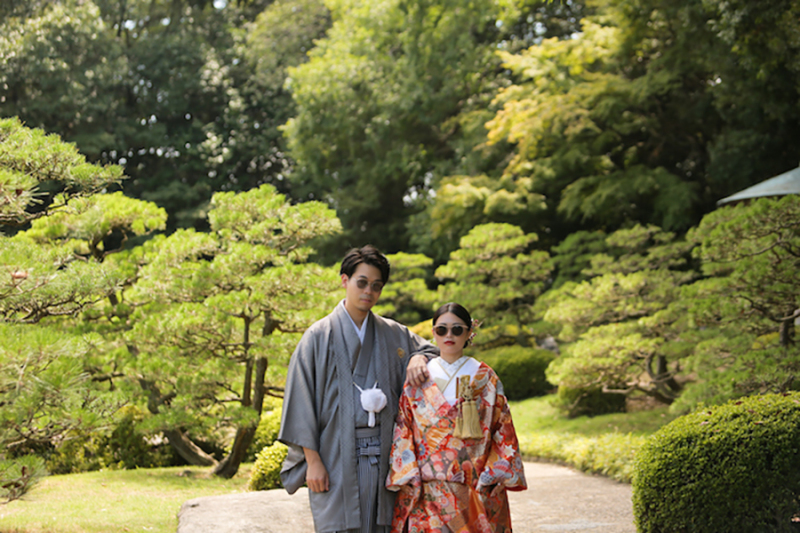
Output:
[386, 303, 527, 533]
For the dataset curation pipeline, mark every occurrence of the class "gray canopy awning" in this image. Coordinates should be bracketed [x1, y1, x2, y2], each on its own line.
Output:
[717, 166, 800, 206]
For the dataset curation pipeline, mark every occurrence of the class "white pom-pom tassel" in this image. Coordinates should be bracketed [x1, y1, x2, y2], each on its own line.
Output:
[355, 382, 387, 427]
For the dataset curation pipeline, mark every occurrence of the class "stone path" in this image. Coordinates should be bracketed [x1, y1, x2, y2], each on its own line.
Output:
[177, 462, 635, 532]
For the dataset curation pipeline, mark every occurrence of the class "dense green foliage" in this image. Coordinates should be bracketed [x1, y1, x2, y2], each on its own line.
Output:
[477, 345, 556, 400]
[633, 393, 800, 532]
[674, 195, 800, 411]
[436, 223, 552, 345]
[245, 398, 283, 462]
[542, 225, 698, 414]
[247, 441, 289, 491]
[0, 0, 318, 231]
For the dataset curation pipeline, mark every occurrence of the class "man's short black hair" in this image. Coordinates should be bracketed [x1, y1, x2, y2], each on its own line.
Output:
[340, 245, 391, 284]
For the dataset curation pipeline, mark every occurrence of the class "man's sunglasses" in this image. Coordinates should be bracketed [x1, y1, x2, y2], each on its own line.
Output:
[355, 278, 384, 292]
[432, 324, 468, 337]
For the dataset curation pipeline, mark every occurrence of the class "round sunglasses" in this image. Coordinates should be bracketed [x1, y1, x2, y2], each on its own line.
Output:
[354, 278, 384, 292]
[432, 324, 468, 337]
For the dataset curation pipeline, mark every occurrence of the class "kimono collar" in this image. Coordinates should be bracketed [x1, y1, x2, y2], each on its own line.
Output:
[339, 299, 369, 343]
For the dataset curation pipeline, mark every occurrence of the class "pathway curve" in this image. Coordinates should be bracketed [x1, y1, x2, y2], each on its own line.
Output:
[177, 462, 636, 532]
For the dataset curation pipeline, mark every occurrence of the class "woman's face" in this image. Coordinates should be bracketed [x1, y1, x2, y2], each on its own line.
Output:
[432, 312, 470, 358]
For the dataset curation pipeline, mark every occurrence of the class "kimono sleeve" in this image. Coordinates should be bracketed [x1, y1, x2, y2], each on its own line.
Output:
[277, 329, 322, 493]
[386, 391, 421, 491]
[476, 390, 528, 492]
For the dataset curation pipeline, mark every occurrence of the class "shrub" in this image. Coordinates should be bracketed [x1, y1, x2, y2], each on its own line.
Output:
[552, 385, 627, 418]
[248, 441, 288, 491]
[46, 406, 177, 474]
[632, 392, 800, 533]
[101, 405, 177, 470]
[477, 345, 556, 400]
[245, 398, 283, 462]
[45, 431, 106, 474]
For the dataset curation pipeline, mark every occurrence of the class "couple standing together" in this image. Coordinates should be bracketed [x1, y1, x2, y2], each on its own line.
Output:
[278, 245, 527, 533]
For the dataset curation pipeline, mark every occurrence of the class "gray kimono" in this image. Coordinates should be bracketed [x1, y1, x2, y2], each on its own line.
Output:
[278, 302, 437, 533]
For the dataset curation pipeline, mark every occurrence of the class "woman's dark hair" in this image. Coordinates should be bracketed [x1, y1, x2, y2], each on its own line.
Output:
[432, 302, 472, 329]
[340, 245, 391, 283]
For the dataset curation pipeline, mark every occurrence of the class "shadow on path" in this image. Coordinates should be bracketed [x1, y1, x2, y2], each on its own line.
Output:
[177, 462, 636, 532]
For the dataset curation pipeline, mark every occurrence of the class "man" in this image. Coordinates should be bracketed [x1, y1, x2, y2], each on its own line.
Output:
[279, 245, 437, 533]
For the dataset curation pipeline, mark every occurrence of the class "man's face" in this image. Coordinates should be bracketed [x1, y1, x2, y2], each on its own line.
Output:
[342, 263, 384, 314]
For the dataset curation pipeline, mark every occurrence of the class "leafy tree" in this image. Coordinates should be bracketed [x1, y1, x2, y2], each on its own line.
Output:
[0, 0, 307, 230]
[447, 0, 800, 255]
[374, 252, 437, 326]
[434, 223, 552, 346]
[674, 195, 800, 411]
[200, 0, 332, 207]
[542, 225, 698, 412]
[0, 120, 128, 498]
[283, 0, 539, 257]
[699, 0, 800, 197]
[549, 229, 608, 288]
[126, 185, 342, 477]
[0, 117, 123, 228]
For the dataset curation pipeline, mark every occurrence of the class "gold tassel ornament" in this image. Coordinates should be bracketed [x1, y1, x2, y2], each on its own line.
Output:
[453, 376, 483, 439]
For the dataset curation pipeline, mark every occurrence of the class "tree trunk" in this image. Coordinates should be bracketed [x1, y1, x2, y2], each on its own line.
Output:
[163, 429, 218, 467]
[138, 376, 218, 467]
[213, 354, 270, 478]
[212, 426, 258, 478]
[212, 316, 277, 478]
[779, 306, 796, 347]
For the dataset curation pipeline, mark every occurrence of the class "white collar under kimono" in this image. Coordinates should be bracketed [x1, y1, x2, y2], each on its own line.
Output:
[339, 299, 368, 343]
[428, 356, 480, 405]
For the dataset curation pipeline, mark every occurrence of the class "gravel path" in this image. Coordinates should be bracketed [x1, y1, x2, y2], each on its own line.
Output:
[177, 461, 636, 532]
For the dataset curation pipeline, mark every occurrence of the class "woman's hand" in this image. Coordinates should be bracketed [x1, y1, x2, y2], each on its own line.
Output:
[490, 483, 505, 498]
[303, 448, 330, 492]
[406, 354, 430, 386]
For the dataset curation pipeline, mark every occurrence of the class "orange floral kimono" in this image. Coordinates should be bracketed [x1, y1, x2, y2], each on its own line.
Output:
[386, 362, 527, 533]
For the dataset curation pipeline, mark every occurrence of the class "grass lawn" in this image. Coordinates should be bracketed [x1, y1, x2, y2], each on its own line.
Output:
[0, 465, 251, 533]
[509, 395, 678, 437]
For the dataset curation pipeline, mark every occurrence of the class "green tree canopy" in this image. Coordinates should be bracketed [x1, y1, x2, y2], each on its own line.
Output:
[435, 223, 552, 346]
[0, 0, 308, 230]
[674, 195, 800, 411]
[542, 225, 698, 411]
[126, 184, 342, 477]
[0, 121, 131, 494]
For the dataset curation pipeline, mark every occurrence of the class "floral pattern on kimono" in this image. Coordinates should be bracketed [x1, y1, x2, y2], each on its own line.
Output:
[386, 362, 527, 533]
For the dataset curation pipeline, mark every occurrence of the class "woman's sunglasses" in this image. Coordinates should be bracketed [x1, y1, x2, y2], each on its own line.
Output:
[432, 324, 468, 337]
[354, 278, 384, 292]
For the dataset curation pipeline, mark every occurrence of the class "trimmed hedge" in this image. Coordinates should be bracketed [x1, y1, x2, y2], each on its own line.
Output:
[632, 392, 800, 533]
[477, 345, 556, 400]
[248, 441, 288, 491]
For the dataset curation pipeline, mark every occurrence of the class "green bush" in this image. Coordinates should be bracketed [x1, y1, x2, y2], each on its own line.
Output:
[101, 405, 176, 470]
[552, 385, 627, 418]
[632, 392, 800, 533]
[248, 441, 288, 491]
[477, 345, 556, 400]
[245, 398, 283, 462]
[45, 432, 106, 475]
[46, 406, 176, 474]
